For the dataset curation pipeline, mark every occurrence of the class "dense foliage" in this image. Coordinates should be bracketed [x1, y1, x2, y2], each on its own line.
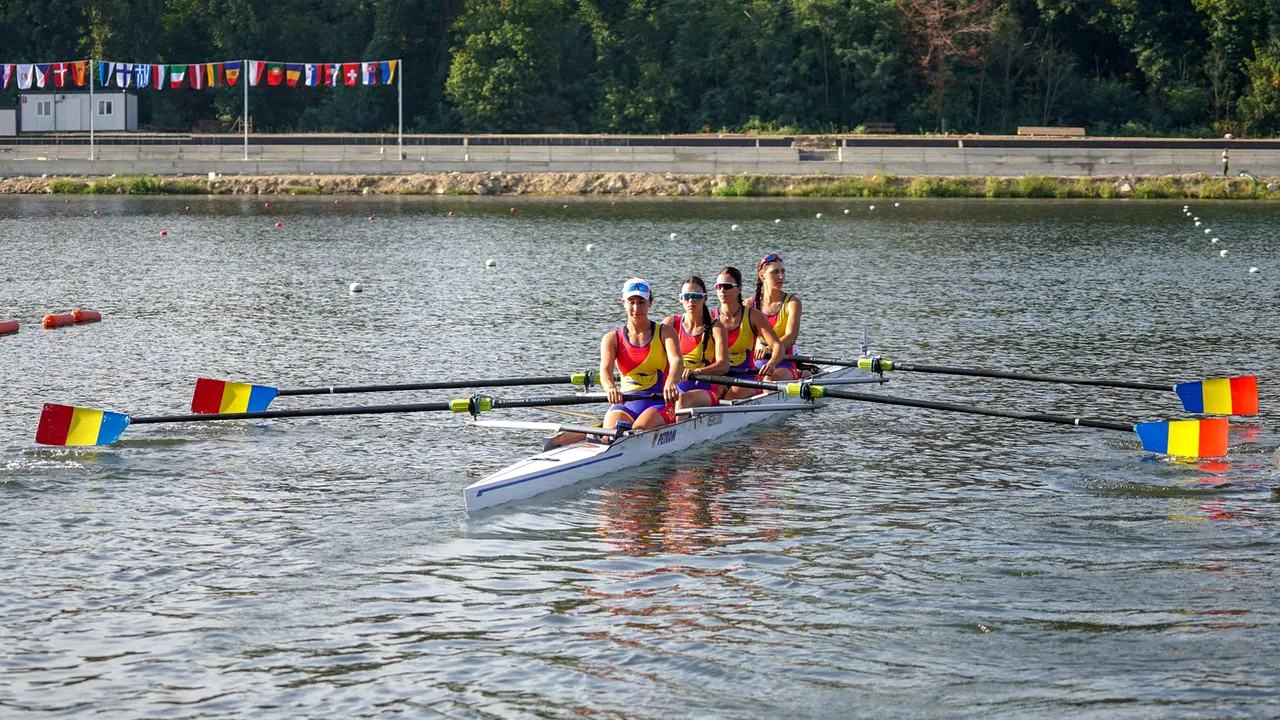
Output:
[3, 0, 1280, 136]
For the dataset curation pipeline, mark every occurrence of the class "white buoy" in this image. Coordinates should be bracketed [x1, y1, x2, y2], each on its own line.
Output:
[1220, 249, 1228, 257]
[1249, 267, 1259, 273]
[1211, 238, 1219, 244]
[731, 224, 740, 230]
[1194, 221, 1201, 226]
[485, 259, 496, 268]
[816, 213, 823, 218]
[585, 243, 595, 252]
[349, 282, 363, 294]
[670, 232, 678, 239]
[869, 205, 875, 210]
[1205, 228, 1211, 234]
[844, 209, 850, 214]
[894, 202, 900, 207]
[1194, 216, 1200, 221]
[775, 219, 782, 224]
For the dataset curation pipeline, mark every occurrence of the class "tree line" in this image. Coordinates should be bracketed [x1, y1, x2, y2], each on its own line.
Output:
[4, 0, 1280, 137]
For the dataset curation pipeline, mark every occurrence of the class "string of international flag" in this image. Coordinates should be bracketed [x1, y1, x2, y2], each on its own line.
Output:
[0, 59, 399, 91]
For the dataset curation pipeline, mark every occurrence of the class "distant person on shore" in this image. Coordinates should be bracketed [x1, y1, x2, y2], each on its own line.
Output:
[1222, 148, 1229, 177]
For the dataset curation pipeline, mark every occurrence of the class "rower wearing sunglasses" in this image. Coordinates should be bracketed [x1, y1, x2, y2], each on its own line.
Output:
[598, 278, 683, 431]
[747, 253, 803, 381]
[712, 266, 784, 400]
[662, 276, 730, 410]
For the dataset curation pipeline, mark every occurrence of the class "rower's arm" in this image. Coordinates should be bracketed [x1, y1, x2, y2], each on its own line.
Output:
[751, 308, 785, 369]
[599, 331, 620, 393]
[659, 324, 683, 382]
[702, 321, 731, 375]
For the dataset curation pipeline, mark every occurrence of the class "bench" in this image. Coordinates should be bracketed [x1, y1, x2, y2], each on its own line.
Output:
[861, 122, 896, 134]
[1017, 126, 1085, 136]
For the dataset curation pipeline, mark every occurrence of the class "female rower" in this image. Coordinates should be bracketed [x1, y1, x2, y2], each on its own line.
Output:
[711, 266, 783, 400]
[748, 253, 803, 381]
[662, 276, 729, 410]
[599, 277, 683, 431]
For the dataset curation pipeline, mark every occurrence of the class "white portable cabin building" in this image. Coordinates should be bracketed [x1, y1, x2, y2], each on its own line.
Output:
[0, 108, 16, 136]
[18, 92, 137, 132]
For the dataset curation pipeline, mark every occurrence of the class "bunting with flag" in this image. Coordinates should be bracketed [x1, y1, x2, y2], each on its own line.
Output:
[248, 60, 265, 86]
[304, 63, 318, 87]
[152, 65, 165, 90]
[115, 63, 132, 88]
[266, 62, 284, 86]
[380, 60, 397, 85]
[17, 64, 33, 90]
[361, 62, 378, 85]
[134, 63, 152, 89]
[342, 63, 359, 86]
[1, 64, 12, 89]
[33, 63, 49, 88]
[322, 63, 338, 87]
[98, 61, 109, 88]
[72, 61, 87, 87]
[188, 64, 203, 89]
[285, 63, 302, 87]
[204, 63, 221, 88]
[169, 65, 185, 88]
[224, 60, 241, 87]
[51, 63, 68, 88]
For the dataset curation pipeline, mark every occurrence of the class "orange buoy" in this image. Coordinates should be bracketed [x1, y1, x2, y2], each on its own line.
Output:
[72, 309, 102, 324]
[0, 319, 18, 335]
[275, 222, 283, 228]
[42, 312, 75, 329]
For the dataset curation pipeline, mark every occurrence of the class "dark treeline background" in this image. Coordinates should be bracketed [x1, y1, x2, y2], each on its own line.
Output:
[5, 0, 1280, 136]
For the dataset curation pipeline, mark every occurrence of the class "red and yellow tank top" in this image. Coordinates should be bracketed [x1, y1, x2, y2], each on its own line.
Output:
[711, 306, 756, 369]
[615, 321, 668, 391]
[672, 313, 709, 370]
[751, 292, 796, 355]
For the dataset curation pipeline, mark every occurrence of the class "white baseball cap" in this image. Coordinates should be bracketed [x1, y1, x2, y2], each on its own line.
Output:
[622, 278, 652, 300]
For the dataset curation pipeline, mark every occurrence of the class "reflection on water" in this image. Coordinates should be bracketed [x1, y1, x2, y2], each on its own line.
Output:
[1, 196, 1278, 717]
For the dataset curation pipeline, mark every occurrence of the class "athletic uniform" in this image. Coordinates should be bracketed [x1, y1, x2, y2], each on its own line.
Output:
[671, 313, 718, 404]
[750, 292, 798, 373]
[711, 306, 757, 375]
[610, 321, 676, 422]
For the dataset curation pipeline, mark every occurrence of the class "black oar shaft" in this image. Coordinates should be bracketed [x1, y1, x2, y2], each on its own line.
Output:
[787, 355, 1173, 391]
[279, 376, 589, 396]
[134, 393, 655, 425]
[694, 374, 1134, 433]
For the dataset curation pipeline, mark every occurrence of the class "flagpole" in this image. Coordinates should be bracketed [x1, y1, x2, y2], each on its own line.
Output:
[243, 59, 249, 162]
[89, 60, 95, 161]
[397, 59, 404, 160]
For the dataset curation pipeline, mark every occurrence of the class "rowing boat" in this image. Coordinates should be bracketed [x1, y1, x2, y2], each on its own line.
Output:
[463, 365, 871, 512]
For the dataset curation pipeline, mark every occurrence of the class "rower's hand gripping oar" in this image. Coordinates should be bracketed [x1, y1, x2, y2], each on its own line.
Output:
[35, 391, 653, 447]
[784, 354, 1259, 416]
[190, 372, 610, 414]
[692, 374, 1230, 459]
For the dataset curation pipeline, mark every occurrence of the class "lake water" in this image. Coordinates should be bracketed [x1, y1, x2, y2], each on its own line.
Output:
[1, 195, 1278, 718]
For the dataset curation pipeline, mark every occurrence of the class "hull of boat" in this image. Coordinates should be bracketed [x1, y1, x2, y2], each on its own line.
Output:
[463, 366, 858, 512]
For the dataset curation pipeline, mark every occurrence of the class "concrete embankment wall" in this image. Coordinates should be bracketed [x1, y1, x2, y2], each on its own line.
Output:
[0, 138, 1274, 177]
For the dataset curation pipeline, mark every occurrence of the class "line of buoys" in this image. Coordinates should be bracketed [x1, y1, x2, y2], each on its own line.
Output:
[42, 312, 75, 329]
[1184, 205, 1259, 274]
[0, 319, 18, 336]
[72, 309, 102, 324]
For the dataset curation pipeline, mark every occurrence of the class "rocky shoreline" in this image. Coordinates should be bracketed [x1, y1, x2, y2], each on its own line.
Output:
[0, 171, 1273, 199]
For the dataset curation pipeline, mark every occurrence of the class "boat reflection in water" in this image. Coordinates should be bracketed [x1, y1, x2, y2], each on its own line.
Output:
[592, 429, 810, 556]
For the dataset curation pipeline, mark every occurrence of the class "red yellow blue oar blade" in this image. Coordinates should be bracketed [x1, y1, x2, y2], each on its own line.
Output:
[1174, 376, 1258, 416]
[1133, 417, 1229, 458]
[35, 403, 132, 446]
[191, 378, 279, 414]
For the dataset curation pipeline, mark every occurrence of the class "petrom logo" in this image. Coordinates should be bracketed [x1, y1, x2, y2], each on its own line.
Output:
[651, 428, 677, 447]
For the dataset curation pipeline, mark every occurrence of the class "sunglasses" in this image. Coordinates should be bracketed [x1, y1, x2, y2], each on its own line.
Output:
[760, 253, 782, 265]
[680, 292, 706, 301]
[714, 282, 738, 291]
[625, 282, 651, 295]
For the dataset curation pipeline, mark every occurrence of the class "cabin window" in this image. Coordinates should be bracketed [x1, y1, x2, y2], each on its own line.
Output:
[36, 101, 51, 117]
[98, 100, 113, 116]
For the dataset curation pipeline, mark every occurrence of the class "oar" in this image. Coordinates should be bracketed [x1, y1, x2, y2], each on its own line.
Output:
[36, 391, 653, 447]
[692, 374, 1229, 458]
[190, 372, 608, 414]
[785, 354, 1258, 416]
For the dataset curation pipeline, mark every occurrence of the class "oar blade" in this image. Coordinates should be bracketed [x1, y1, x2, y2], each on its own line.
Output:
[36, 404, 131, 446]
[1134, 418, 1229, 458]
[1174, 376, 1258, 416]
[192, 378, 279, 414]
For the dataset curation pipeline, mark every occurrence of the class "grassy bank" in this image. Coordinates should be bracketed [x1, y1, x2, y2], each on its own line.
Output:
[8, 172, 1275, 199]
[711, 174, 1272, 199]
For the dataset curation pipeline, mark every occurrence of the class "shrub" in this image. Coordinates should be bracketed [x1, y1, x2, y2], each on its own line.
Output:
[48, 179, 87, 193]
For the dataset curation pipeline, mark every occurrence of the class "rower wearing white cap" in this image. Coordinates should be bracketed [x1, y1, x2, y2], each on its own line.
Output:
[599, 278, 682, 431]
